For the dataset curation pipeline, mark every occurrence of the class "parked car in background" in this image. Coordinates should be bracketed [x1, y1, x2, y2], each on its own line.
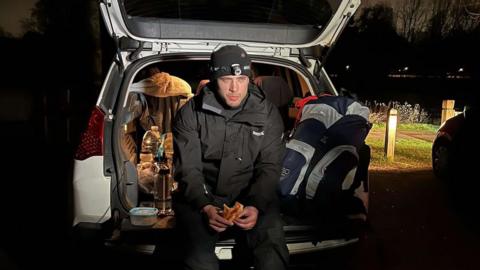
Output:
[432, 104, 478, 184]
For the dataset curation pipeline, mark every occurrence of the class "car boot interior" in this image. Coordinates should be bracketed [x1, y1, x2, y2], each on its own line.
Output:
[113, 58, 368, 245]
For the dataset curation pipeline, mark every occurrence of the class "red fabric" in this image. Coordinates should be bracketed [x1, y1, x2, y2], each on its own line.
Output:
[294, 96, 318, 126]
[293, 93, 334, 126]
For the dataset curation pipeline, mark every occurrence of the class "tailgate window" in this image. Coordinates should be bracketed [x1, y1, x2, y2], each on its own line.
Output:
[124, 0, 334, 26]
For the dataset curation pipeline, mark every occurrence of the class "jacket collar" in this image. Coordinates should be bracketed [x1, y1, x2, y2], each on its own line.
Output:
[200, 83, 268, 126]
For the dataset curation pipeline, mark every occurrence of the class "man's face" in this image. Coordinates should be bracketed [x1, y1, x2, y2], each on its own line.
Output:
[216, 75, 249, 108]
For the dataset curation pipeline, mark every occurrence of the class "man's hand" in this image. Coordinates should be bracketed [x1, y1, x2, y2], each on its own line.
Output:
[233, 206, 258, 230]
[202, 204, 233, 232]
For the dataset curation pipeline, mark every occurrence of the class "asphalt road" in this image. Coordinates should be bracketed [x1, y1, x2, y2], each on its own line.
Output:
[283, 169, 480, 270]
[2, 167, 479, 270]
[366, 169, 480, 270]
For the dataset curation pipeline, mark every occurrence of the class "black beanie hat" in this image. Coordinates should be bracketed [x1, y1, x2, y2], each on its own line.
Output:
[210, 45, 251, 80]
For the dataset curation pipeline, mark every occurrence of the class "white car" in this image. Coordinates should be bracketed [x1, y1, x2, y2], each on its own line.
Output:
[72, 0, 367, 259]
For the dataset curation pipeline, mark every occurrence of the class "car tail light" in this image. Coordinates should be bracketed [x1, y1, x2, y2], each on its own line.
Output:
[75, 107, 105, 160]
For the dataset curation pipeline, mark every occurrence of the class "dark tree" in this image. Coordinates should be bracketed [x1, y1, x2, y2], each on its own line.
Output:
[0, 26, 13, 38]
[21, 0, 105, 88]
[394, 0, 428, 43]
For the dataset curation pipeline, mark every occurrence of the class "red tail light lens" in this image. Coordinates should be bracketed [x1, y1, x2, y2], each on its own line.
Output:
[75, 107, 105, 160]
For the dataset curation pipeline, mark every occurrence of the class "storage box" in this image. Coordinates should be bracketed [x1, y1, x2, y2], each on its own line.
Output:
[129, 207, 158, 226]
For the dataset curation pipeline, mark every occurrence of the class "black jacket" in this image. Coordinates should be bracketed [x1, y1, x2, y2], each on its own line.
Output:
[173, 83, 285, 213]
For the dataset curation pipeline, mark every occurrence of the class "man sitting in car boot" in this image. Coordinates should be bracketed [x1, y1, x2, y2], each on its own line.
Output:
[173, 45, 289, 270]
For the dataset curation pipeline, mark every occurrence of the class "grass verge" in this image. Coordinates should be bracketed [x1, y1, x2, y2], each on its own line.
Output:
[366, 123, 439, 170]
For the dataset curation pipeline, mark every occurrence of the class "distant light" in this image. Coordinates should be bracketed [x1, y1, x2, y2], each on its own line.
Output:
[458, 68, 464, 72]
[345, 65, 350, 71]
[403, 66, 409, 71]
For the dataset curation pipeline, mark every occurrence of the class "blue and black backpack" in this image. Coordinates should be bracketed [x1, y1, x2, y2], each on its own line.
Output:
[279, 95, 371, 221]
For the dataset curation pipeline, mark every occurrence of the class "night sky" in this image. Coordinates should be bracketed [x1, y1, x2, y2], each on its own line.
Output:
[0, 0, 37, 37]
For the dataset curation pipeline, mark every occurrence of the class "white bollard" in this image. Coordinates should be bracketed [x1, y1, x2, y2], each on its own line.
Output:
[441, 100, 455, 125]
[384, 108, 397, 161]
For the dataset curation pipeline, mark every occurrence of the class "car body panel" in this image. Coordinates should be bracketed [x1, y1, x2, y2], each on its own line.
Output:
[100, 0, 360, 51]
[73, 156, 111, 225]
[432, 106, 478, 179]
[432, 114, 464, 179]
[435, 113, 465, 143]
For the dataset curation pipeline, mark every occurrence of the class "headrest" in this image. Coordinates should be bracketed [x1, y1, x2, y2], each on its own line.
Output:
[254, 76, 293, 108]
[195, 79, 210, 95]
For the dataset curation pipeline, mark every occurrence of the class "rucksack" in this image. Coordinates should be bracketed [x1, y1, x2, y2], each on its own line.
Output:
[279, 95, 371, 218]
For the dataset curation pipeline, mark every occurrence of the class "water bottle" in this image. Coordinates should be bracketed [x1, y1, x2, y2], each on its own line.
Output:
[141, 125, 160, 159]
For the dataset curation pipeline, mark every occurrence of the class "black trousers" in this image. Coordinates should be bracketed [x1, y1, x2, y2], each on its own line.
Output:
[174, 201, 289, 270]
